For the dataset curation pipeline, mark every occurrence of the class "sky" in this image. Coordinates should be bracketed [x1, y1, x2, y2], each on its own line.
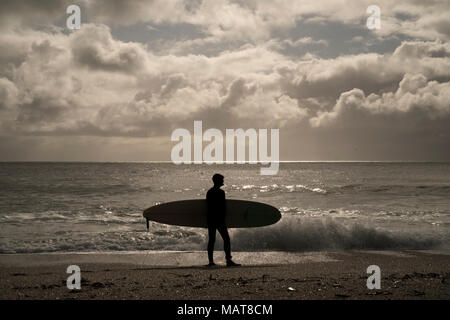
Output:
[0, 0, 449, 161]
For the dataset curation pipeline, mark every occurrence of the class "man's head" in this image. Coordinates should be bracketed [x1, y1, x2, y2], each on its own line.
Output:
[212, 173, 224, 187]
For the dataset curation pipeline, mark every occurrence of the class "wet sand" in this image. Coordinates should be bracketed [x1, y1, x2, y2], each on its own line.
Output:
[0, 250, 449, 299]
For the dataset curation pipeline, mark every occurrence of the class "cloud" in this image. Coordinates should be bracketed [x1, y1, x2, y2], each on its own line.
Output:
[310, 73, 450, 127]
[2, 1, 449, 44]
[393, 40, 450, 58]
[0, 22, 448, 138]
[0, 2, 449, 160]
[0, 78, 19, 110]
[284, 37, 328, 47]
[0, 0, 67, 28]
[280, 40, 450, 110]
[0, 24, 307, 137]
[70, 24, 149, 73]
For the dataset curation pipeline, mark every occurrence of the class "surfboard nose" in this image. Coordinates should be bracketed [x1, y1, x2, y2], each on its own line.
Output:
[143, 207, 152, 216]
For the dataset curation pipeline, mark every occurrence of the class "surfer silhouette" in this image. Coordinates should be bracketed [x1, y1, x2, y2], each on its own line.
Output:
[206, 174, 240, 267]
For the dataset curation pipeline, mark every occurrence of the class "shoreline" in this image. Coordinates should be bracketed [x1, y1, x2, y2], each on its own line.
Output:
[0, 251, 338, 267]
[1, 250, 449, 299]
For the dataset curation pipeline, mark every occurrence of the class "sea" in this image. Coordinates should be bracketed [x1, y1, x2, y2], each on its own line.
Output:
[0, 162, 449, 254]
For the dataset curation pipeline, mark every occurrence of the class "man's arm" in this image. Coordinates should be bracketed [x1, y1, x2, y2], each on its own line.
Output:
[206, 189, 211, 212]
[221, 189, 226, 213]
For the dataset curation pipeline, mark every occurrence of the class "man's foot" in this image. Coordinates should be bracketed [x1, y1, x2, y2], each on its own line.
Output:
[208, 262, 216, 267]
[226, 260, 241, 267]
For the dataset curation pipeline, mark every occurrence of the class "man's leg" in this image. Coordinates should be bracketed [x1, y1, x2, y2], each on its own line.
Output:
[217, 225, 231, 261]
[207, 226, 216, 264]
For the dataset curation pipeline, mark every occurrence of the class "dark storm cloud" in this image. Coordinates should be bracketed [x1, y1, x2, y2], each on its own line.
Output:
[16, 98, 67, 124]
[0, 0, 67, 27]
[221, 78, 257, 109]
[70, 24, 148, 73]
[0, 1, 449, 160]
[281, 54, 402, 103]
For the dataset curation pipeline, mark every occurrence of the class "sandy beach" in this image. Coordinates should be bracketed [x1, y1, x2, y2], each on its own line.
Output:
[1, 250, 449, 300]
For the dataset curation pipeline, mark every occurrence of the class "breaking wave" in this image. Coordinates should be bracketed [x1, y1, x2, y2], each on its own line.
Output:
[231, 216, 449, 251]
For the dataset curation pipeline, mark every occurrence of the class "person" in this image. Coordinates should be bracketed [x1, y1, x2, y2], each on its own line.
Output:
[206, 173, 240, 267]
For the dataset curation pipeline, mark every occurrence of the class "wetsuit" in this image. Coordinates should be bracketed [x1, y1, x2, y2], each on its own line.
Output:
[206, 187, 231, 262]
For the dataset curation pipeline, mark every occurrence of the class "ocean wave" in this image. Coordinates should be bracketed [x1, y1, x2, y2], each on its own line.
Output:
[231, 216, 449, 251]
[330, 184, 450, 196]
[2, 216, 448, 254]
[0, 209, 142, 225]
[228, 183, 450, 196]
[229, 184, 327, 194]
[0, 228, 205, 254]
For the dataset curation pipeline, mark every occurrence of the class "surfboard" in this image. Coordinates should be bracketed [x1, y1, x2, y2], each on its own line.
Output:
[143, 199, 281, 229]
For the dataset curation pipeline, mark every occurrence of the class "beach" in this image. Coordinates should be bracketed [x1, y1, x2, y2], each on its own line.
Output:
[1, 0, 450, 307]
[1, 163, 449, 300]
[1, 250, 449, 300]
